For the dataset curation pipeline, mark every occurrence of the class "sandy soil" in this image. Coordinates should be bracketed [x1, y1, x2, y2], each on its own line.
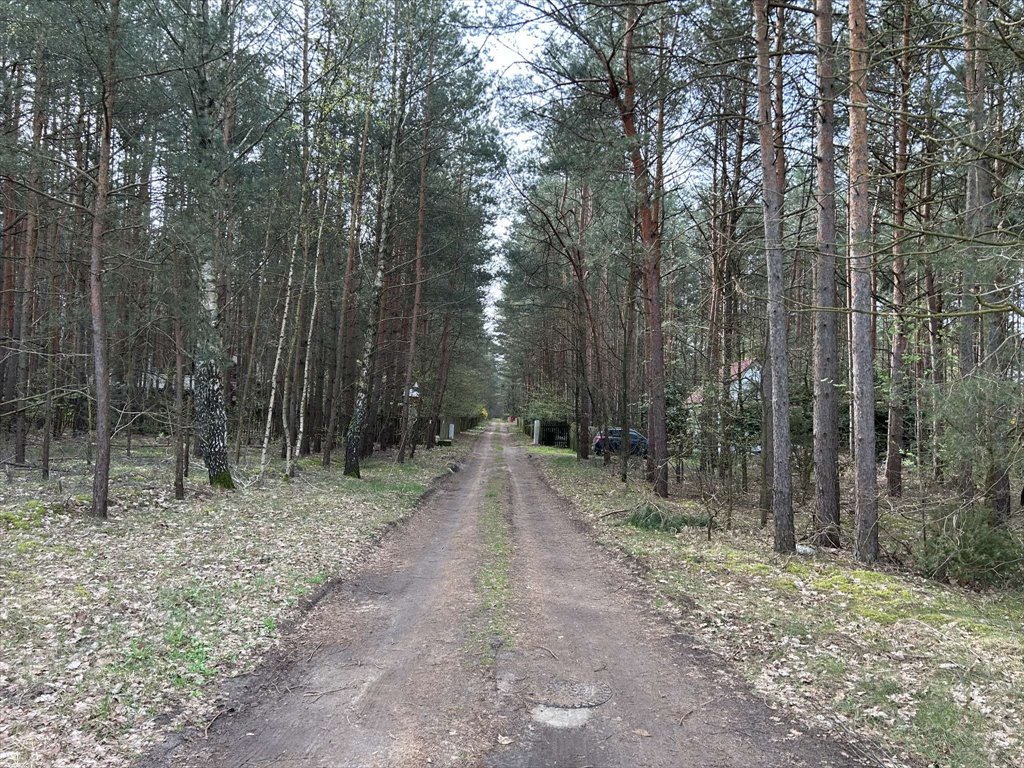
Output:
[145, 426, 877, 767]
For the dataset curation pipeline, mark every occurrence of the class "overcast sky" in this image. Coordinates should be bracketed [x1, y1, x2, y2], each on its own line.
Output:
[468, 3, 545, 339]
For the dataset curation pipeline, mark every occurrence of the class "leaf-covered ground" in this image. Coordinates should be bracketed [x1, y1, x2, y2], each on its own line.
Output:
[0, 437, 472, 768]
[525, 444, 1024, 768]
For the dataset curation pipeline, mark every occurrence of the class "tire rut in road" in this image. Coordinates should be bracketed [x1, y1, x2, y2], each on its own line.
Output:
[483, 432, 872, 768]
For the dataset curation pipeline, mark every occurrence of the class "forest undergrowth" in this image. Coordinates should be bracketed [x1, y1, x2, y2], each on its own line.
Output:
[524, 441, 1024, 768]
[0, 435, 472, 768]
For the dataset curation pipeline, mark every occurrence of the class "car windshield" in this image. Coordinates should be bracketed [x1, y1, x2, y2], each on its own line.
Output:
[597, 429, 645, 439]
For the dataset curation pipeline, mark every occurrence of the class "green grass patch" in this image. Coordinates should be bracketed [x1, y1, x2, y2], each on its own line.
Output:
[473, 470, 513, 664]
[807, 654, 847, 678]
[361, 478, 427, 496]
[626, 503, 715, 533]
[526, 444, 575, 457]
[306, 570, 329, 586]
[913, 686, 988, 766]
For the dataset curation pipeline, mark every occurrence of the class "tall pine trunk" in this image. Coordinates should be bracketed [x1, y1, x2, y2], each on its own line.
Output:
[398, 72, 432, 463]
[964, 0, 1010, 521]
[14, 50, 46, 465]
[346, 36, 408, 478]
[323, 107, 370, 466]
[849, 0, 879, 562]
[812, 0, 841, 546]
[754, 0, 794, 552]
[617, 13, 668, 497]
[884, 0, 912, 498]
[88, 0, 120, 519]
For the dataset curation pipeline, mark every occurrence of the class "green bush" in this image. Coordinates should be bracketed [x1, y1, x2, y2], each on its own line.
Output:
[524, 388, 572, 423]
[627, 503, 715, 534]
[916, 511, 1024, 587]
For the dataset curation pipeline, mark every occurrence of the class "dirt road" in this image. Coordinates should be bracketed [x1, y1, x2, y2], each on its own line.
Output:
[149, 425, 870, 768]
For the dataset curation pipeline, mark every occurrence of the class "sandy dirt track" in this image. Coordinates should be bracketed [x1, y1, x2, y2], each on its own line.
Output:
[146, 425, 873, 768]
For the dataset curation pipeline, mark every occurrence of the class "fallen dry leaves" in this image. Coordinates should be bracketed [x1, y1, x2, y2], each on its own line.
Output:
[0, 438, 470, 768]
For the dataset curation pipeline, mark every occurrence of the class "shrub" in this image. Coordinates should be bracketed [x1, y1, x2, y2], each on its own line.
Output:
[916, 510, 1024, 587]
[626, 503, 716, 534]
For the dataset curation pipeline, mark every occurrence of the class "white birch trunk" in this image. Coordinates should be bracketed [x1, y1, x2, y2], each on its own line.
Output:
[290, 193, 328, 476]
[258, 226, 301, 481]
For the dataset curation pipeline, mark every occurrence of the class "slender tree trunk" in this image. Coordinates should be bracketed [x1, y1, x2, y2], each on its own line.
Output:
[124, 336, 136, 458]
[925, 265, 944, 480]
[41, 279, 56, 480]
[87, 1, 120, 519]
[958, 0, 981, 493]
[234, 216, 272, 462]
[575, 285, 590, 461]
[345, 38, 408, 478]
[258, 227, 301, 480]
[174, 320, 186, 500]
[811, 0, 841, 546]
[323, 106, 370, 466]
[885, 0, 912, 499]
[754, 0, 793, 552]
[398, 72, 432, 463]
[849, 0, 878, 562]
[281, 265, 304, 464]
[291, 193, 328, 475]
[579, 186, 600, 461]
[759, 330, 773, 526]
[920, 110, 944, 484]
[621, 269, 638, 483]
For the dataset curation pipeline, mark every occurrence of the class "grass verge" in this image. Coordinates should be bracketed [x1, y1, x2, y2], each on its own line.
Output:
[472, 464, 513, 665]
[523, 443, 1024, 768]
[0, 437, 471, 768]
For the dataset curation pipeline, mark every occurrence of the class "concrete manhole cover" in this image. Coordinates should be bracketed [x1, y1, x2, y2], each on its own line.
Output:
[531, 704, 591, 728]
[530, 679, 613, 709]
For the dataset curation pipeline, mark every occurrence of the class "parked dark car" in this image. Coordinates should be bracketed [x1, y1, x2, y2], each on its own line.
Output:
[593, 428, 648, 457]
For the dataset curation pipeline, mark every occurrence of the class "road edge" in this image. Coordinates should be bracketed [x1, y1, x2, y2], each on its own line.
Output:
[138, 433, 481, 768]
